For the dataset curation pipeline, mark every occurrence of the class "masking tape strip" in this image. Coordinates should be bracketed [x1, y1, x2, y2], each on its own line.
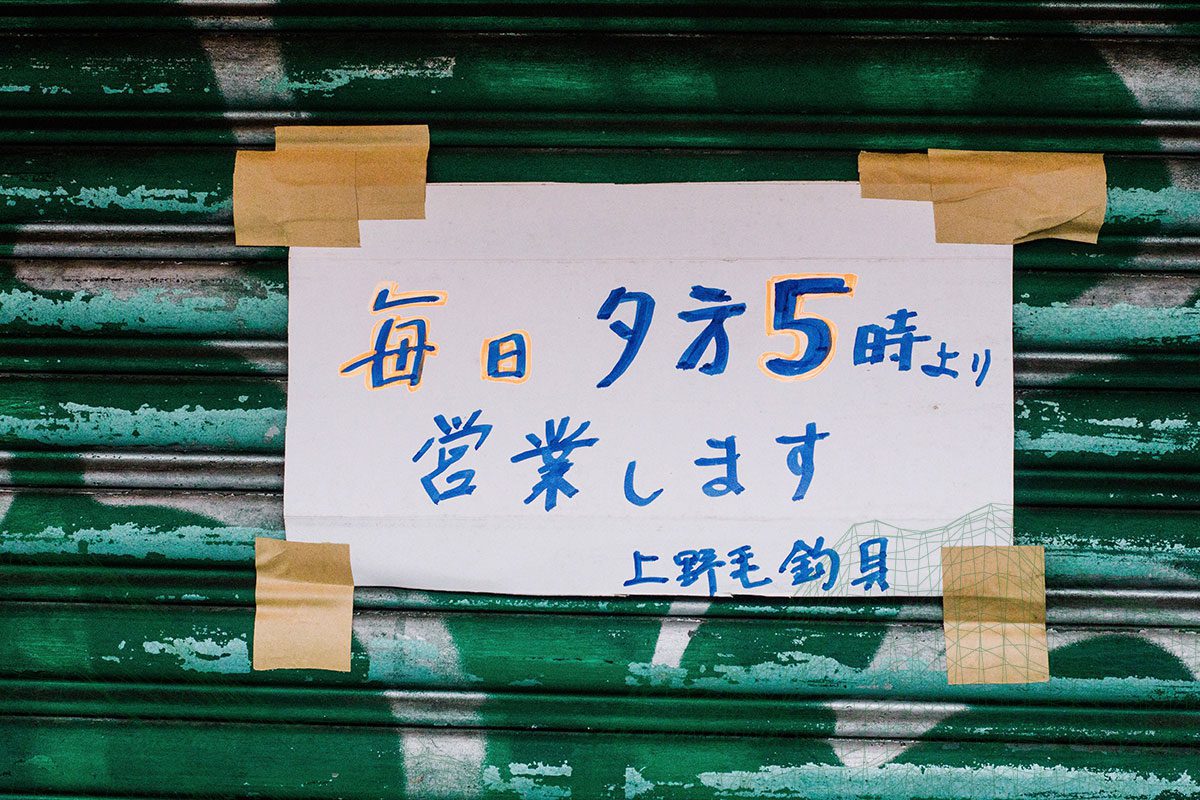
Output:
[858, 149, 1106, 245]
[234, 124, 429, 247]
[253, 537, 354, 672]
[858, 151, 931, 201]
[941, 545, 1049, 685]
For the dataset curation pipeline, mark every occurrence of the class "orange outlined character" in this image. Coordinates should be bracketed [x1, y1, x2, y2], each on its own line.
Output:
[339, 283, 446, 391]
[481, 330, 530, 384]
[759, 274, 857, 381]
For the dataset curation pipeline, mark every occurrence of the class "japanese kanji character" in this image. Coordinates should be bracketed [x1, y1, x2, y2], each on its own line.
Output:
[340, 287, 445, 390]
[510, 417, 599, 511]
[411, 409, 493, 504]
[851, 537, 890, 592]
[674, 548, 727, 596]
[778, 536, 840, 591]
[853, 308, 932, 372]
[727, 545, 772, 589]
[623, 550, 669, 587]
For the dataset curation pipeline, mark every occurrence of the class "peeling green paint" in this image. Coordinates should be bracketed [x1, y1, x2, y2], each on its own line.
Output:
[141, 634, 249, 673]
[71, 185, 224, 214]
[691, 761, 1200, 799]
[482, 762, 573, 800]
[0, 401, 285, 449]
[1013, 301, 1200, 349]
[268, 57, 456, 93]
[0, 285, 286, 335]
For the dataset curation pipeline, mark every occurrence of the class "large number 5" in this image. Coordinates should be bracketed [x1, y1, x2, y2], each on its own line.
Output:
[759, 274, 857, 380]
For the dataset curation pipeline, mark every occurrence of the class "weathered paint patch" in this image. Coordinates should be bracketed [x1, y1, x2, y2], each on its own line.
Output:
[482, 761, 572, 800]
[1108, 185, 1200, 229]
[71, 185, 225, 215]
[403, 730, 487, 798]
[1045, 543, 1200, 585]
[624, 767, 656, 800]
[1013, 301, 1200, 348]
[268, 57, 455, 93]
[649, 601, 710, 668]
[0, 285, 286, 336]
[91, 492, 283, 531]
[0, 185, 52, 202]
[357, 612, 483, 686]
[0, 401, 285, 449]
[627, 626, 946, 695]
[198, 33, 294, 113]
[0, 523, 270, 560]
[1015, 428, 1187, 458]
[1016, 398, 1195, 458]
[692, 759, 1200, 799]
[141, 635, 249, 673]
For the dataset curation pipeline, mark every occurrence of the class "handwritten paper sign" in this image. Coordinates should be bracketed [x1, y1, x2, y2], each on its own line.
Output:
[285, 182, 1013, 597]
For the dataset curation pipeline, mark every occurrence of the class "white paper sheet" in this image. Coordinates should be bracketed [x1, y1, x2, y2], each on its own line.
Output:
[286, 182, 1013, 597]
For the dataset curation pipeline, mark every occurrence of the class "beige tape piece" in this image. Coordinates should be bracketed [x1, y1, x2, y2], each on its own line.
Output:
[234, 149, 360, 247]
[253, 537, 354, 672]
[233, 124, 429, 247]
[274, 125, 429, 220]
[858, 151, 932, 200]
[941, 545, 1049, 685]
[928, 149, 1106, 245]
[857, 149, 1106, 244]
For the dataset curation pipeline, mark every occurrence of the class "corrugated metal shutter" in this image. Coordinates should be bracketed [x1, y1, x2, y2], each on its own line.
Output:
[1, 4, 1197, 797]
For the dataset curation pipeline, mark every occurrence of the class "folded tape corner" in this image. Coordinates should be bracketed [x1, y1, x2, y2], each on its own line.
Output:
[859, 149, 1106, 245]
[234, 124, 430, 247]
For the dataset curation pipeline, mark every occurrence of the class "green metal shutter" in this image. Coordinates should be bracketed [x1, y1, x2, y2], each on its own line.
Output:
[1, 4, 1198, 798]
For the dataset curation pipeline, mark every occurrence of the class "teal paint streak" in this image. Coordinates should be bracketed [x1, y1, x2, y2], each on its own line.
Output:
[0, 402, 285, 449]
[1016, 427, 1189, 458]
[0, 286, 287, 336]
[0, 185, 52, 202]
[691, 761, 1200, 799]
[1013, 301, 1200, 349]
[72, 185, 225, 214]
[1042, 538, 1200, 584]
[1015, 398, 1195, 459]
[627, 628, 944, 696]
[0, 183, 226, 215]
[269, 57, 455, 93]
[1108, 185, 1200, 230]
[625, 626, 1199, 705]
[0, 523, 271, 561]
